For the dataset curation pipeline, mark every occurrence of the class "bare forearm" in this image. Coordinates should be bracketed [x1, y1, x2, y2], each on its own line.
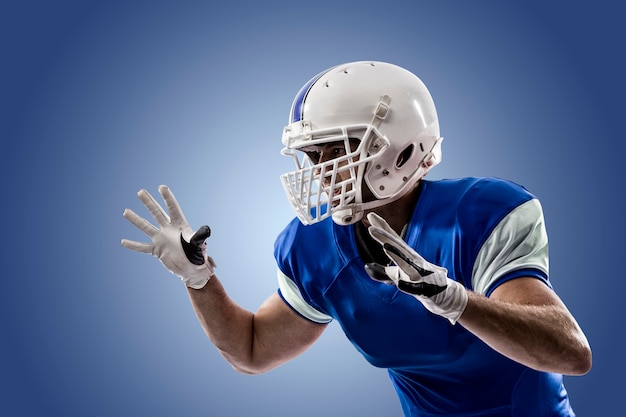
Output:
[186, 276, 326, 375]
[186, 277, 258, 372]
[458, 291, 591, 375]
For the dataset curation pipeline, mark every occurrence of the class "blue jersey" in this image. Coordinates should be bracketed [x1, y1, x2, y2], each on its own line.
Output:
[274, 177, 574, 416]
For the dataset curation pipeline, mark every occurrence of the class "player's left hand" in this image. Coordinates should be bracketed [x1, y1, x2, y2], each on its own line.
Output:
[364, 212, 468, 324]
[121, 185, 216, 289]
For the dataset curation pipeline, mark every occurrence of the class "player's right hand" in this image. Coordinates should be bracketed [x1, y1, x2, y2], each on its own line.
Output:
[364, 212, 468, 324]
[121, 185, 216, 289]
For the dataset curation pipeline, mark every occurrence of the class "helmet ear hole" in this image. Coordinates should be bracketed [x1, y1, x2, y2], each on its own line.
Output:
[396, 144, 415, 168]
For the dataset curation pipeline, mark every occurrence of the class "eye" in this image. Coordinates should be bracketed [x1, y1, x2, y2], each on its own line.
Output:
[332, 147, 347, 157]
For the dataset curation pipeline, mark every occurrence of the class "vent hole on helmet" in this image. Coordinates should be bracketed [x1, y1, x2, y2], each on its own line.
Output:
[396, 144, 414, 168]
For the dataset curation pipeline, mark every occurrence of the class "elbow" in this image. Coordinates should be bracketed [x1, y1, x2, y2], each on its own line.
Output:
[532, 327, 593, 376]
[231, 362, 274, 375]
[556, 313, 593, 375]
[532, 343, 592, 376]
[560, 334, 592, 376]
[216, 344, 282, 375]
[569, 344, 592, 376]
[216, 346, 276, 375]
[226, 355, 277, 375]
[233, 366, 257, 375]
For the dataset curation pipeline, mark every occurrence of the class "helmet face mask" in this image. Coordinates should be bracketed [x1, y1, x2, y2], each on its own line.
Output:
[280, 61, 442, 226]
[280, 124, 389, 225]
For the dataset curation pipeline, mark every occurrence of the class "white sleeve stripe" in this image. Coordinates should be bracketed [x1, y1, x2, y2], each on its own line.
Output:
[277, 268, 333, 324]
[472, 199, 549, 295]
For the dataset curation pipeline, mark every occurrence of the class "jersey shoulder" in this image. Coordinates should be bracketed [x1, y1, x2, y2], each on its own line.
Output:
[423, 177, 536, 230]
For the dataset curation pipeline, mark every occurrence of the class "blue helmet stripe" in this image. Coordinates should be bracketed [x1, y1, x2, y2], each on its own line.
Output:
[290, 68, 332, 123]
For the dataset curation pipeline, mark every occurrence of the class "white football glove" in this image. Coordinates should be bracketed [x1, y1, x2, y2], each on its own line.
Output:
[365, 212, 468, 324]
[121, 185, 216, 289]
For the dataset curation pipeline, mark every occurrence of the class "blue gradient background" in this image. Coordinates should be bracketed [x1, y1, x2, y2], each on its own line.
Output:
[1, 1, 623, 415]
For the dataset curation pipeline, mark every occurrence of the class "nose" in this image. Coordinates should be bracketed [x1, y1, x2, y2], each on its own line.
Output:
[315, 163, 333, 186]
[318, 149, 335, 164]
[314, 162, 336, 191]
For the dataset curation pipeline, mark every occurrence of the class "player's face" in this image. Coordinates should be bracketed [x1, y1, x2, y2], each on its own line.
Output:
[301, 139, 358, 163]
[302, 137, 358, 174]
[298, 138, 372, 207]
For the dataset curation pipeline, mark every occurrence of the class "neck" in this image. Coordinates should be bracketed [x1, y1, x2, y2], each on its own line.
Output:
[361, 181, 423, 235]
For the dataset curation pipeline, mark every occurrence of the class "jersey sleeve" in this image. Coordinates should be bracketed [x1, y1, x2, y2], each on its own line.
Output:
[277, 268, 333, 324]
[472, 198, 550, 296]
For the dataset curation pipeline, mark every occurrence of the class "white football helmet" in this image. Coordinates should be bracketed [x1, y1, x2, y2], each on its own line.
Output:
[280, 61, 442, 226]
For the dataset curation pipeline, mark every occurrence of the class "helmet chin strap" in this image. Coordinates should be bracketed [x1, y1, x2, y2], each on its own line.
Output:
[331, 193, 402, 226]
[331, 206, 364, 226]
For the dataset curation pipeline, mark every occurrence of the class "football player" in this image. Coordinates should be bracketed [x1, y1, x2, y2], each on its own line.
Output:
[122, 61, 591, 416]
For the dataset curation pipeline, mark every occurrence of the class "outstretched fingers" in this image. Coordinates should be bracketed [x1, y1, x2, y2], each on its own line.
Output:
[137, 188, 170, 226]
[368, 225, 408, 258]
[158, 185, 188, 226]
[365, 263, 400, 285]
[121, 238, 153, 254]
[367, 212, 396, 236]
[123, 208, 159, 237]
[383, 243, 433, 278]
[398, 280, 447, 297]
[121, 208, 157, 253]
